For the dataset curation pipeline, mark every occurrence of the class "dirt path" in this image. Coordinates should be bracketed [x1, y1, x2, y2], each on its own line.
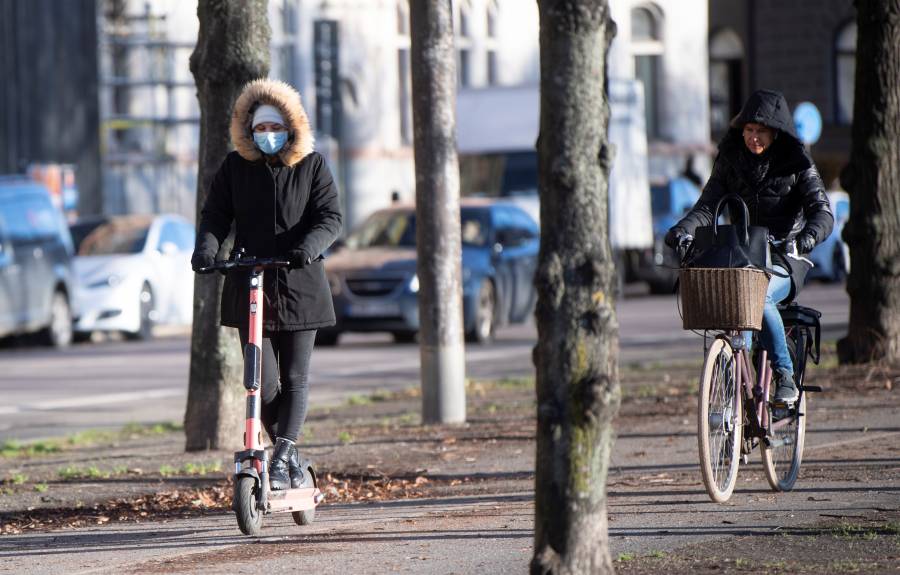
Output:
[0, 358, 898, 574]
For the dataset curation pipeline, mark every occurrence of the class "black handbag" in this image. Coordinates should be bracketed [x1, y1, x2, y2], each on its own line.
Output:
[687, 194, 772, 271]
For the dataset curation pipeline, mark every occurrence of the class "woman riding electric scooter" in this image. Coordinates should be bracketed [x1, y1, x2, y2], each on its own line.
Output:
[191, 78, 342, 490]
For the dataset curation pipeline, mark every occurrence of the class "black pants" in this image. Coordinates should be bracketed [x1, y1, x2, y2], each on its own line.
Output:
[238, 328, 316, 443]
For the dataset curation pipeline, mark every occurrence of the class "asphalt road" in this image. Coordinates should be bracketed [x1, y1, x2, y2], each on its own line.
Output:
[0, 284, 849, 442]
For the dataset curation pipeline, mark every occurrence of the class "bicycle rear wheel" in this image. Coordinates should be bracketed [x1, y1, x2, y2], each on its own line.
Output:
[761, 331, 807, 491]
[698, 337, 743, 503]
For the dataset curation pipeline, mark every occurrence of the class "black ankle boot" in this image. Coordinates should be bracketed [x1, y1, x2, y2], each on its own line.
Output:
[288, 445, 306, 489]
[269, 437, 293, 490]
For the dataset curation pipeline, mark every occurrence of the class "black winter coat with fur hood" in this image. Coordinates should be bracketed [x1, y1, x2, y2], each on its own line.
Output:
[671, 89, 834, 295]
[194, 79, 342, 330]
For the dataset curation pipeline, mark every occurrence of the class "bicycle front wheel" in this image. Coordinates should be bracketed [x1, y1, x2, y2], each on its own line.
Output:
[698, 337, 743, 503]
[761, 332, 807, 491]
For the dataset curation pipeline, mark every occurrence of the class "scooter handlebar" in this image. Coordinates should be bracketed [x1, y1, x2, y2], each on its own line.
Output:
[196, 257, 292, 274]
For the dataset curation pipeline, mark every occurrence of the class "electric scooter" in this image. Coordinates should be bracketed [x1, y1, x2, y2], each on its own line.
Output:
[198, 251, 324, 536]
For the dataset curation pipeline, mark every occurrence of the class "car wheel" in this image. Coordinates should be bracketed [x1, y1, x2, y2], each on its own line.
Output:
[392, 331, 417, 344]
[42, 290, 72, 348]
[466, 280, 496, 344]
[316, 330, 340, 346]
[73, 331, 93, 344]
[125, 283, 154, 341]
[830, 247, 847, 283]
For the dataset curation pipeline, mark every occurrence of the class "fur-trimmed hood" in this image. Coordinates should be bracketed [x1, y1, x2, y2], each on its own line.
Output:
[230, 79, 314, 167]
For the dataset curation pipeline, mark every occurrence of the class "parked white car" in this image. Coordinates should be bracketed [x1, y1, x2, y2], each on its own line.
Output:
[69, 214, 195, 340]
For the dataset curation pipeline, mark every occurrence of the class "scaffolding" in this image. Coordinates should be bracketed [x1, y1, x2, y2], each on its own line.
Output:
[97, 0, 198, 219]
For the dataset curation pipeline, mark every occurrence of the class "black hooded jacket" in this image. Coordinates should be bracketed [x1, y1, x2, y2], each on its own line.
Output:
[194, 79, 342, 331]
[671, 89, 834, 293]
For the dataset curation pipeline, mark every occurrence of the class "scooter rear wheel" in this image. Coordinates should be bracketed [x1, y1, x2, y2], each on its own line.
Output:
[235, 476, 263, 535]
[291, 463, 317, 526]
[292, 508, 315, 525]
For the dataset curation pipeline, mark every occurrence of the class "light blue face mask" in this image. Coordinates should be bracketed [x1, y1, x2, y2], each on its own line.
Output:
[253, 131, 289, 155]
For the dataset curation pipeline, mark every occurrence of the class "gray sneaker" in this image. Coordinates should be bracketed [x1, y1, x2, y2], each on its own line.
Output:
[773, 368, 799, 404]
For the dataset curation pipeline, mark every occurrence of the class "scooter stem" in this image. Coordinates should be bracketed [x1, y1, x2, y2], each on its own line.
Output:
[245, 270, 264, 459]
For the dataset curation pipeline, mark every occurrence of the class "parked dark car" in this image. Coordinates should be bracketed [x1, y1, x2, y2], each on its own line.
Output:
[636, 176, 701, 294]
[320, 199, 539, 345]
[0, 177, 77, 346]
[806, 190, 850, 283]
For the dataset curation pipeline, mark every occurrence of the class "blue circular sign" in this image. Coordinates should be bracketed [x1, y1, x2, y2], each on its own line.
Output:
[793, 102, 822, 145]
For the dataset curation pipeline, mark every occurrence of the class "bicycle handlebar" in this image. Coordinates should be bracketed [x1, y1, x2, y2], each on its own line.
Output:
[196, 257, 291, 274]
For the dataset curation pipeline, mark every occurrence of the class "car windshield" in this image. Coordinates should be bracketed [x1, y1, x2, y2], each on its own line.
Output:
[347, 209, 489, 249]
[70, 217, 152, 256]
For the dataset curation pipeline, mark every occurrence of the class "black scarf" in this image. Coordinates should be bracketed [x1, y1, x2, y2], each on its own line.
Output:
[737, 144, 773, 187]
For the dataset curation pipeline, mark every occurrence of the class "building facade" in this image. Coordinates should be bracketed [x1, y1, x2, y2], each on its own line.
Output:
[709, 0, 855, 187]
[2, 0, 712, 230]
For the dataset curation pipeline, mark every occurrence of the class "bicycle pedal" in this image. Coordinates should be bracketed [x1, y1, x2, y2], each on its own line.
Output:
[802, 385, 823, 393]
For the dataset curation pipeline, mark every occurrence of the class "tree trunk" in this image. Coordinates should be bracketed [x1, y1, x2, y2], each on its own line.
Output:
[532, 2, 620, 574]
[838, 0, 900, 364]
[409, 0, 467, 424]
[184, 0, 270, 451]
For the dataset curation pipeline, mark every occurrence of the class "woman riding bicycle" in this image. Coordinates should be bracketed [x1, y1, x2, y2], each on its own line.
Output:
[191, 79, 342, 490]
[665, 89, 833, 404]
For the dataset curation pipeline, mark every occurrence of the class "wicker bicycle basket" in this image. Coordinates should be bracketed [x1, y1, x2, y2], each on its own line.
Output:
[679, 267, 770, 331]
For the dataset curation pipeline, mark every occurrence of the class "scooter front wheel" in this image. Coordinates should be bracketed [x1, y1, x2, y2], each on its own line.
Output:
[234, 476, 263, 535]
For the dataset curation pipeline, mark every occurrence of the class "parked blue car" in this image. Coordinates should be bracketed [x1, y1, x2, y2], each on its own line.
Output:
[639, 176, 701, 293]
[320, 199, 539, 345]
[806, 190, 850, 283]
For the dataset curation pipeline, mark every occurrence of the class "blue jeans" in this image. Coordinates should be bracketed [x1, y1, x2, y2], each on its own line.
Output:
[743, 266, 793, 375]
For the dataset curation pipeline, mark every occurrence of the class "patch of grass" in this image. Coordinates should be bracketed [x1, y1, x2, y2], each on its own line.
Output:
[0, 439, 62, 458]
[0, 422, 183, 460]
[647, 550, 666, 559]
[396, 412, 418, 425]
[827, 559, 877, 573]
[58, 466, 109, 481]
[346, 394, 373, 407]
[66, 429, 119, 446]
[4, 473, 28, 485]
[337, 431, 354, 444]
[121, 421, 183, 436]
[33, 483, 48, 493]
[616, 552, 635, 562]
[734, 558, 753, 569]
[158, 465, 178, 477]
[831, 521, 881, 540]
[181, 461, 223, 475]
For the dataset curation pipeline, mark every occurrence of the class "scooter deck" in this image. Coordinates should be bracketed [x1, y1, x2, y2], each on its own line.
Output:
[267, 486, 323, 513]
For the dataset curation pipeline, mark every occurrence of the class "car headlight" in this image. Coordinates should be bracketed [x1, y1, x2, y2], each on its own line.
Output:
[87, 274, 121, 289]
[408, 274, 419, 293]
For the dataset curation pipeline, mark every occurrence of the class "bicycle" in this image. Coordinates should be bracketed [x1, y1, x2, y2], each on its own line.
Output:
[677, 239, 824, 503]
[197, 252, 323, 535]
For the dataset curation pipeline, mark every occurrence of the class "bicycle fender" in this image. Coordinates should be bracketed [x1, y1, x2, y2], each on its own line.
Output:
[235, 467, 260, 484]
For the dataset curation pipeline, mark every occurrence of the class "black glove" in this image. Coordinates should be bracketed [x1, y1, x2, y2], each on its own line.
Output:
[796, 233, 816, 255]
[288, 248, 312, 269]
[191, 252, 215, 273]
[664, 228, 690, 250]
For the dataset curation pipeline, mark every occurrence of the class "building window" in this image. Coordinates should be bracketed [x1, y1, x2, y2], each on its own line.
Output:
[486, 0, 499, 85]
[486, 0, 498, 38]
[709, 28, 744, 137]
[835, 21, 856, 125]
[397, 0, 413, 145]
[457, 0, 473, 87]
[272, 0, 300, 88]
[631, 5, 663, 139]
[487, 50, 498, 85]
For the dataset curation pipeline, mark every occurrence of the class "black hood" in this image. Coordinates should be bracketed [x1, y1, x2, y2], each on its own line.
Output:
[730, 89, 798, 139]
[718, 89, 810, 175]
